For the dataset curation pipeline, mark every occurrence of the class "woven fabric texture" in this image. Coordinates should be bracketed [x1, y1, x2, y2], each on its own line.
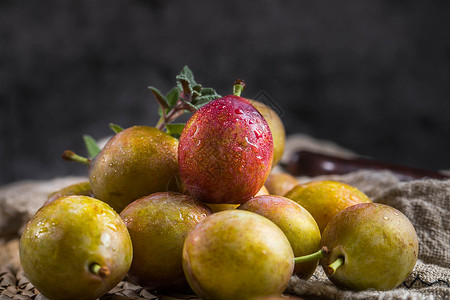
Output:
[1, 134, 449, 299]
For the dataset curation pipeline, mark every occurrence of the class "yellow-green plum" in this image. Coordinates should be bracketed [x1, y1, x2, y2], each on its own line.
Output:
[182, 210, 294, 300]
[89, 126, 182, 212]
[207, 185, 269, 213]
[19, 195, 132, 300]
[320, 203, 419, 291]
[120, 192, 211, 292]
[239, 195, 321, 279]
[45, 181, 93, 205]
[264, 172, 299, 196]
[285, 180, 371, 232]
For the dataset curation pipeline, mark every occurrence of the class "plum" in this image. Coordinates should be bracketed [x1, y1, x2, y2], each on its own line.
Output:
[19, 195, 132, 300]
[264, 172, 299, 196]
[285, 180, 371, 232]
[239, 195, 321, 279]
[182, 210, 294, 300]
[320, 203, 419, 291]
[206, 185, 269, 213]
[45, 181, 93, 205]
[119, 192, 211, 292]
[89, 126, 182, 212]
[178, 93, 273, 204]
[248, 99, 286, 167]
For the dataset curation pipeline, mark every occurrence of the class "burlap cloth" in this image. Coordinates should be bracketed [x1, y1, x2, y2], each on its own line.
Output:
[1, 134, 449, 299]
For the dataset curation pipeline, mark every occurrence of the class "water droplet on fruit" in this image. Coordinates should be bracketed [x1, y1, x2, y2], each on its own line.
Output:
[245, 137, 259, 151]
[188, 125, 198, 138]
[101, 232, 112, 246]
[188, 212, 204, 222]
[107, 223, 117, 231]
[254, 129, 263, 139]
[36, 227, 48, 237]
[35, 221, 49, 238]
[384, 216, 389, 220]
[235, 108, 243, 114]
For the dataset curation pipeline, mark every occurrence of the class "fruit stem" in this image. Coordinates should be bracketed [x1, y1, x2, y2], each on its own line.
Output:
[156, 101, 196, 131]
[233, 79, 246, 97]
[294, 246, 330, 264]
[89, 263, 110, 278]
[327, 257, 344, 275]
[62, 150, 91, 165]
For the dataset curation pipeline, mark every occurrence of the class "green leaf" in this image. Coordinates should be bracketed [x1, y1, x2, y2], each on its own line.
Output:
[165, 123, 186, 138]
[83, 135, 101, 158]
[192, 84, 202, 93]
[182, 100, 198, 112]
[191, 89, 202, 103]
[178, 65, 196, 86]
[194, 95, 220, 108]
[149, 86, 169, 109]
[201, 87, 221, 97]
[109, 123, 124, 134]
[166, 87, 180, 107]
[176, 75, 193, 97]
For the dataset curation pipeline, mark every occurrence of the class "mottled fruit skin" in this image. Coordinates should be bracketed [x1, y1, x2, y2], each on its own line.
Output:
[264, 172, 299, 196]
[45, 181, 93, 205]
[89, 126, 181, 212]
[285, 180, 371, 232]
[207, 185, 268, 212]
[248, 99, 286, 167]
[239, 195, 321, 279]
[178, 96, 274, 204]
[182, 210, 294, 300]
[321, 203, 419, 291]
[251, 296, 305, 300]
[120, 192, 211, 292]
[19, 196, 133, 300]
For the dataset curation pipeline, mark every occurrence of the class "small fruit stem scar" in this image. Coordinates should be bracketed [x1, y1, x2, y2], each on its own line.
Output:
[327, 257, 344, 275]
[294, 246, 331, 264]
[89, 263, 110, 278]
[233, 79, 246, 97]
[62, 150, 91, 165]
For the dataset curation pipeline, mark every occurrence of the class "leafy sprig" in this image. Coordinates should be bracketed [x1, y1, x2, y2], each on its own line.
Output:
[149, 66, 221, 136]
[64, 66, 220, 162]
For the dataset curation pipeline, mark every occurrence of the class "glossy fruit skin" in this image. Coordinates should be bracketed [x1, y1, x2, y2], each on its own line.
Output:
[321, 203, 419, 291]
[284, 180, 371, 232]
[178, 95, 274, 204]
[206, 185, 268, 213]
[45, 181, 93, 205]
[264, 172, 299, 196]
[239, 195, 321, 279]
[89, 126, 181, 212]
[120, 192, 211, 292]
[251, 296, 305, 300]
[19, 195, 133, 300]
[248, 99, 286, 167]
[182, 210, 294, 300]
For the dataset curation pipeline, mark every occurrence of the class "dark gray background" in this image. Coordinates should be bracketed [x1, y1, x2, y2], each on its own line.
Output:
[1, 0, 450, 185]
